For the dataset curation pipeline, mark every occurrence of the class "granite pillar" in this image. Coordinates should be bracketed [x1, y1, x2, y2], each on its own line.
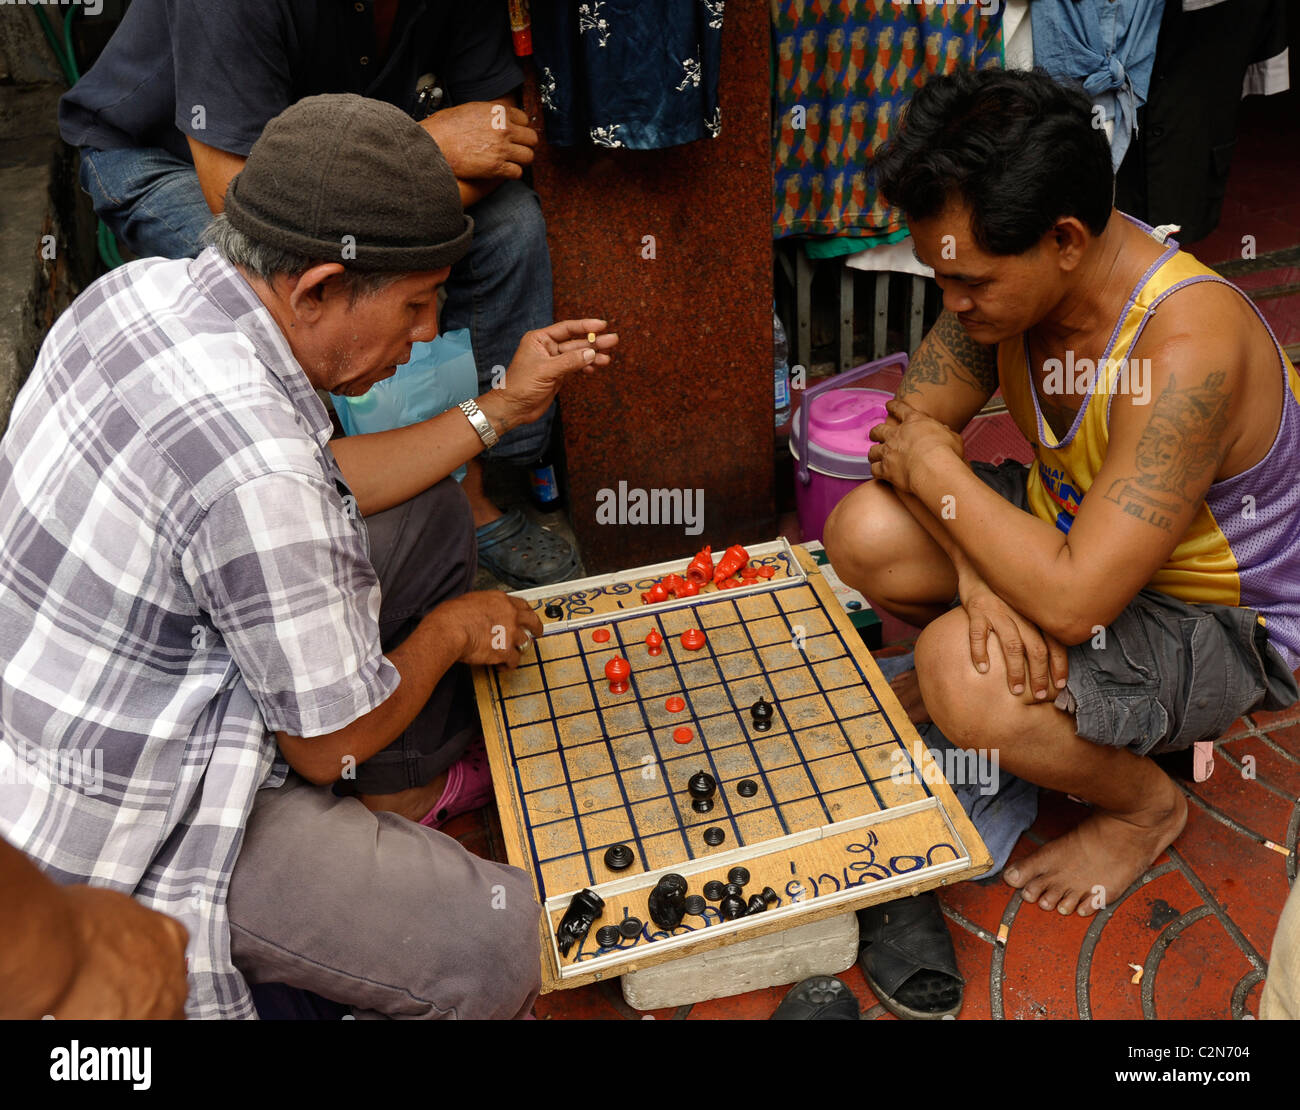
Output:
[529, 3, 773, 574]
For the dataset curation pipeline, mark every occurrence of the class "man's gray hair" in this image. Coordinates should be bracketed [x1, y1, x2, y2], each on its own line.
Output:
[201, 213, 407, 303]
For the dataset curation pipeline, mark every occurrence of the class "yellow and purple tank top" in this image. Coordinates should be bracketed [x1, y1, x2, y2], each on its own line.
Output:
[998, 214, 1300, 671]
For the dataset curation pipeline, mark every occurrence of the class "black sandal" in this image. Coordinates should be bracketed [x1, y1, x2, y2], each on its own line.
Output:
[857, 892, 963, 1020]
[770, 975, 860, 1020]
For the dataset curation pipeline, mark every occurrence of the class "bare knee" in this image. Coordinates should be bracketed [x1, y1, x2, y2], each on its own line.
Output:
[823, 480, 907, 588]
[915, 608, 1028, 747]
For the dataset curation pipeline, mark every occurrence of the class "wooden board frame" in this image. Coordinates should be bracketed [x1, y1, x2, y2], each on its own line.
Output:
[473, 541, 992, 991]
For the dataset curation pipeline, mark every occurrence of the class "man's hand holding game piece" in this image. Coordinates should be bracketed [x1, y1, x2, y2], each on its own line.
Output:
[478, 320, 618, 436]
[867, 399, 965, 494]
[434, 590, 543, 670]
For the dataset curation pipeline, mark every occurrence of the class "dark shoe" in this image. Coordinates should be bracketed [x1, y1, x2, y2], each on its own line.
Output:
[770, 975, 860, 1020]
[857, 892, 963, 1020]
[475, 508, 582, 589]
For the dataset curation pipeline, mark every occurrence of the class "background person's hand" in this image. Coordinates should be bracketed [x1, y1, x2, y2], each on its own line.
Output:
[959, 575, 1069, 702]
[484, 319, 618, 432]
[434, 590, 544, 670]
[51, 885, 190, 1019]
[419, 102, 538, 181]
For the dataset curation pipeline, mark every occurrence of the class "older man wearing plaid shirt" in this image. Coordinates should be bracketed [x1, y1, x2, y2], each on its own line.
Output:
[0, 95, 615, 1018]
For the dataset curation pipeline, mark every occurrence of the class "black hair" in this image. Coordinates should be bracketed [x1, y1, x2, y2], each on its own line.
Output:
[872, 67, 1114, 256]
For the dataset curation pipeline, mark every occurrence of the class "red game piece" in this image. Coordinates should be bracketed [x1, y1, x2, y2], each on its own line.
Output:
[665, 696, 685, 713]
[741, 566, 760, 580]
[713, 544, 749, 583]
[716, 577, 741, 590]
[685, 546, 714, 584]
[662, 573, 687, 597]
[605, 656, 631, 694]
[680, 628, 706, 651]
[645, 629, 664, 656]
[677, 579, 700, 597]
[757, 565, 776, 579]
[592, 628, 611, 643]
[673, 727, 694, 744]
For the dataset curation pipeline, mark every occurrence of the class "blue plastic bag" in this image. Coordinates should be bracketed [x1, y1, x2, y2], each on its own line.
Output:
[331, 328, 479, 480]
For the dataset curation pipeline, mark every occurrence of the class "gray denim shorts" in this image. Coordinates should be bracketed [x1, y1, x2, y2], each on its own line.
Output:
[968, 460, 1300, 755]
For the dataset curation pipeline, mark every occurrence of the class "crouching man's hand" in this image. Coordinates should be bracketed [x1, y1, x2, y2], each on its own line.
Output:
[434, 590, 544, 670]
[959, 574, 1069, 703]
[478, 320, 618, 435]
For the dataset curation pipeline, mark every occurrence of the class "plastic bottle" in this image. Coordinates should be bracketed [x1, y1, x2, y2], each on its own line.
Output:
[773, 307, 792, 427]
[529, 446, 561, 510]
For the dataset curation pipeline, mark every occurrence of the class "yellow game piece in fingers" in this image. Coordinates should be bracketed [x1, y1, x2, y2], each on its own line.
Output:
[587, 332, 596, 343]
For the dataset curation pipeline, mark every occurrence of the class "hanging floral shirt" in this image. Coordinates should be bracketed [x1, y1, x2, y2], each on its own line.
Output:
[531, 0, 725, 149]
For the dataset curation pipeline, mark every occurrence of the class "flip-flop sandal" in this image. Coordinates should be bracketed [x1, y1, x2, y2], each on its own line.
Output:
[419, 735, 494, 830]
[857, 891, 964, 1020]
[476, 508, 583, 590]
[770, 975, 861, 1020]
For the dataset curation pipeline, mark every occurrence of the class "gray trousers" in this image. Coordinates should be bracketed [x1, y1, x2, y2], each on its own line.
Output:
[227, 477, 543, 1019]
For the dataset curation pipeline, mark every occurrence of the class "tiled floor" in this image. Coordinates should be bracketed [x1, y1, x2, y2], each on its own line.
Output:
[450, 88, 1300, 1021]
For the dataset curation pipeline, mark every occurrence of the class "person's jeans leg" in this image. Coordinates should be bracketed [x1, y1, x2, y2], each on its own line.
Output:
[79, 147, 213, 259]
[340, 475, 479, 795]
[440, 179, 556, 465]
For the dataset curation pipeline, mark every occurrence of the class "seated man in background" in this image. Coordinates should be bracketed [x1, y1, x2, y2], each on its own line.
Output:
[59, 0, 577, 588]
[0, 94, 615, 1018]
[823, 67, 1300, 1019]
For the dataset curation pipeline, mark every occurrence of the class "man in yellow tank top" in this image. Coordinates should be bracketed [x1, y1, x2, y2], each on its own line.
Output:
[824, 67, 1300, 1016]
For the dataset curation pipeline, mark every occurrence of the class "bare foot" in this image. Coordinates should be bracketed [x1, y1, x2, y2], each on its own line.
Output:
[359, 772, 448, 824]
[1003, 776, 1187, 916]
[889, 668, 931, 726]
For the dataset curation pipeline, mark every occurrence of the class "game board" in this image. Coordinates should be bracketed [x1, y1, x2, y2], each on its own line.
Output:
[472, 540, 992, 990]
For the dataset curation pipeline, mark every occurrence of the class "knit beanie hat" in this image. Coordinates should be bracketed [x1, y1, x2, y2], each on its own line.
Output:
[223, 93, 473, 272]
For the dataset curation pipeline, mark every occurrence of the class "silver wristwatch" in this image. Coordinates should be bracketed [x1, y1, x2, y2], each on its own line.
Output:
[458, 398, 499, 448]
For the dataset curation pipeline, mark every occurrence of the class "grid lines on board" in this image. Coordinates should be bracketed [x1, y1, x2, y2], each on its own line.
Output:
[490, 580, 933, 899]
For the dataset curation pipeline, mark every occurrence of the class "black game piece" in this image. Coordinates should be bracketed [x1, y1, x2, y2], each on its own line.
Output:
[724, 882, 745, 899]
[703, 880, 726, 902]
[544, 602, 564, 619]
[596, 925, 623, 948]
[556, 888, 605, 956]
[727, 866, 750, 888]
[648, 873, 687, 930]
[760, 886, 779, 906]
[603, 843, 634, 871]
[619, 917, 644, 939]
[751, 697, 774, 731]
[746, 895, 769, 916]
[687, 771, 716, 801]
[684, 894, 707, 916]
[703, 827, 725, 846]
[688, 770, 717, 813]
[737, 779, 759, 798]
[719, 893, 747, 921]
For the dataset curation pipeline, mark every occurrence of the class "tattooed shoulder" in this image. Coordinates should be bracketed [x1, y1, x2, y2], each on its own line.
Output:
[1101, 370, 1232, 532]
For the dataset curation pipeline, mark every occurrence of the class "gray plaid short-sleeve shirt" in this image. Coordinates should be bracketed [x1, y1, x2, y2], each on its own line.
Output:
[0, 249, 399, 1018]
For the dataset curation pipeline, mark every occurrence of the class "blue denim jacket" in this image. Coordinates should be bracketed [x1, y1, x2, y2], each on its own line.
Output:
[1031, 0, 1167, 168]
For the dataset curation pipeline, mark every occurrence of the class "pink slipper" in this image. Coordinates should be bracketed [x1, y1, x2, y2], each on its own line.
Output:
[419, 734, 494, 829]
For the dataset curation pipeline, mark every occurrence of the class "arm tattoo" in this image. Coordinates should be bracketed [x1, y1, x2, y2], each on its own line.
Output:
[1102, 371, 1231, 532]
[898, 311, 999, 401]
